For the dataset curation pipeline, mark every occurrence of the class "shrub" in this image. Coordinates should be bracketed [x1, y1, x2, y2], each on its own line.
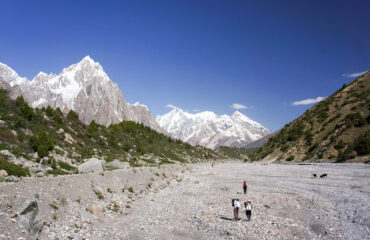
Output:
[286, 155, 295, 161]
[0, 89, 9, 111]
[47, 169, 69, 176]
[353, 131, 370, 155]
[67, 110, 79, 120]
[29, 130, 54, 158]
[342, 145, 355, 160]
[37, 145, 49, 158]
[280, 144, 289, 152]
[16, 96, 34, 121]
[335, 139, 345, 150]
[0, 157, 30, 177]
[184, 143, 191, 150]
[344, 113, 366, 128]
[107, 134, 118, 148]
[122, 143, 132, 152]
[58, 161, 77, 171]
[93, 190, 104, 199]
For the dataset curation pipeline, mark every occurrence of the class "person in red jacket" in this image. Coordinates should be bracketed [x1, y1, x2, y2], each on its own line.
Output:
[243, 181, 247, 194]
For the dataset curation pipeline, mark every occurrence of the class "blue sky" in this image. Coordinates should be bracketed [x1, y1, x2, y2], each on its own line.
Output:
[0, 0, 369, 131]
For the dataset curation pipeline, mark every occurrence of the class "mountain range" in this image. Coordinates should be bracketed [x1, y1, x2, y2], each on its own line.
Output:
[0, 56, 163, 133]
[0, 56, 272, 149]
[156, 107, 271, 149]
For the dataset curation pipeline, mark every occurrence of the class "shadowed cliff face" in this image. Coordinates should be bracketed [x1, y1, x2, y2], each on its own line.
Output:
[0, 57, 164, 133]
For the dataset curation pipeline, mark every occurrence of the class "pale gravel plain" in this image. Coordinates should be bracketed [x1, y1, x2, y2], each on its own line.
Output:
[0, 162, 369, 240]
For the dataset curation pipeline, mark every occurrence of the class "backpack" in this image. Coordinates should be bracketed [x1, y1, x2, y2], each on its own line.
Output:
[232, 199, 236, 207]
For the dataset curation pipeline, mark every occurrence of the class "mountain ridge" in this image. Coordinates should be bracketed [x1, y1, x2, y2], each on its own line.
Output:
[252, 72, 370, 162]
[156, 107, 271, 149]
[0, 56, 164, 133]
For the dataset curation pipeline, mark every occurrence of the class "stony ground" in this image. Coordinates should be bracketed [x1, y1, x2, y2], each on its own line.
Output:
[0, 162, 369, 240]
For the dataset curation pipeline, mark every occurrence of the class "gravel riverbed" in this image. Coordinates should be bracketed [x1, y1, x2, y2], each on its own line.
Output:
[0, 162, 369, 239]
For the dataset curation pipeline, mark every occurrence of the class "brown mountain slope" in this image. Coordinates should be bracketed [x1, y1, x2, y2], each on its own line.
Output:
[252, 71, 370, 162]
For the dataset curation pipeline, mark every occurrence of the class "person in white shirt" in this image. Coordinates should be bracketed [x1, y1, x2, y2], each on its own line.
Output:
[245, 201, 252, 221]
[233, 199, 241, 220]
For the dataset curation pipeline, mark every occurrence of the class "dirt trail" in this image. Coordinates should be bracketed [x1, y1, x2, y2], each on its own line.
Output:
[1, 162, 369, 239]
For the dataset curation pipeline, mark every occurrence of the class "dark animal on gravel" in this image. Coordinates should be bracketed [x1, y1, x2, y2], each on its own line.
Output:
[312, 174, 317, 177]
[320, 174, 327, 178]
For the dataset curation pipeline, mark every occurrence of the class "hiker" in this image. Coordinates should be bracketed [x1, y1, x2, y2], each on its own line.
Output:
[233, 199, 241, 220]
[243, 181, 247, 194]
[245, 201, 252, 221]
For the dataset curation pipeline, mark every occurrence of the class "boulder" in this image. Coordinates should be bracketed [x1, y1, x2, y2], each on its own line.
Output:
[30, 219, 43, 235]
[17, 199, 43, 235]
[104, 160, 130, 169]
[4, 175, 19, 182]
[23, 161, 34, 168]
[17, 215, 30, 230]
[64, 133, 75, 144]
[0, 119, 5, 126]
[0, 169, 8, 180]
[0, 150, 16, 160]
[36, 172, 44, 177]
[78, 158, 103, 173]
[56, 128, 65, 134]
[86, 204, 103, 217]
[71, 151, 81, 158]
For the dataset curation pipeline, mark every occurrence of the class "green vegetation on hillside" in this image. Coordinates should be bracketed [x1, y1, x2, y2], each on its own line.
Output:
[252, 72, 370, 162]
[0, 88, 221, 176]
[0, 155, 30, 177]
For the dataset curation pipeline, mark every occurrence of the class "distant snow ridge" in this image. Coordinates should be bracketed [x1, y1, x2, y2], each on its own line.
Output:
[0, 56, 164, 133]
[156, 108, 271, 149]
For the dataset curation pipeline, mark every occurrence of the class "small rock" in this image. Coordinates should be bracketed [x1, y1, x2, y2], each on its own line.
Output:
[57, 128, 65, 134]
[9, 213, 17, 218]
[86, 204, 103, 217]
[64, 133, 76, 144]
[36, 172, 45, 178]
[0, 169, 8, 180]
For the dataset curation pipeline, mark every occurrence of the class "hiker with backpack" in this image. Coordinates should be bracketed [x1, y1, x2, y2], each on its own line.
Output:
[245, 201, 252, 221]
[232, 199, 241, 220]
[243, 181, 247, 194]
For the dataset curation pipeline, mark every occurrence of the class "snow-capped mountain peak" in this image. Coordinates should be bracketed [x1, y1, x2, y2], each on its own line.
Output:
[0, 57, 165, 133]
[0, 62, 27, 87]
[157, 108, 271, 149]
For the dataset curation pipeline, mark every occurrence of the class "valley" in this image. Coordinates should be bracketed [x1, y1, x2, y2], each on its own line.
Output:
[0, 162, 369, 239]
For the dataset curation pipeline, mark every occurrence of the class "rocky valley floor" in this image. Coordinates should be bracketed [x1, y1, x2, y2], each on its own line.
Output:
[0, 162, 369, 240]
